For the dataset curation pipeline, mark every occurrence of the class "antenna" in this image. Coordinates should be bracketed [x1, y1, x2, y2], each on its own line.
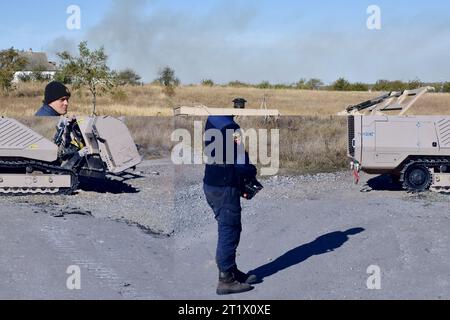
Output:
[260, 93, 268, 110]
[260, 93, 269, 121]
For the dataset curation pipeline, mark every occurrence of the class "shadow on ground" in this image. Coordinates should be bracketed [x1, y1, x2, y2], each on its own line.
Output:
[364, 174, 403, 192]
[78, 177, 140, 194]
[249, 227, 365, 283]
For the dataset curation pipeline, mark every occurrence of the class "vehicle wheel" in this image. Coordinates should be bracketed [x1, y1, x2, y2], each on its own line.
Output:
[402, 164, 432, 192]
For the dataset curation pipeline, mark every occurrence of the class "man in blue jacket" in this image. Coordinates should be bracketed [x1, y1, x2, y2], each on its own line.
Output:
[35, 81, 71, 116]
[203, 98, 259, 295]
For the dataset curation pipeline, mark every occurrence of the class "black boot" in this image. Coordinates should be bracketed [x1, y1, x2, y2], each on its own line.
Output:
[216, 272, 254, 295]
[231, 267, 260, 285]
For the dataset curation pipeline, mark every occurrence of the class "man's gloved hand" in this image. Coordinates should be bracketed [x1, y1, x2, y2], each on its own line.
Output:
[77, 147, 89, 157]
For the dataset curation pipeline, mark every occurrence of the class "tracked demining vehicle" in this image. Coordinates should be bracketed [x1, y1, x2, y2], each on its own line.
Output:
[0, 116, 142, 195]
[344, 87, 450, 193]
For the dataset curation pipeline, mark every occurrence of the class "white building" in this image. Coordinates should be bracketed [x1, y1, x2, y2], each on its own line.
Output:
[13, 49, 57, 83]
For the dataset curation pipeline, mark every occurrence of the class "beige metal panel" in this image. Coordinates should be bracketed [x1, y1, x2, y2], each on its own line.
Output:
[375, 121, 421, 152]
[433, 173, 450, 187]
[361, 116, 378, 153]
[0, 118, 58, 162]
[374, 117, 440, 152]
[0, 174, 71, 188]
[174, 106, 280, 117]
[436, 118, 450, 148]
[357, 116, 450, 172]
[91, 117, 142, 173]
[76, 117, 101, 154]
[341, 87, 434, 116]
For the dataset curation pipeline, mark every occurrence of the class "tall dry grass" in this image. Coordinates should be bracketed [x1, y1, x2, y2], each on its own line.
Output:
[3, 82, 450, 116]
[239, 116, 347, 173]
[5, 82, 448, 174]
[14, 116, 347, 173]
[174, 116, 348, 173]
[15, 116, 174, 159]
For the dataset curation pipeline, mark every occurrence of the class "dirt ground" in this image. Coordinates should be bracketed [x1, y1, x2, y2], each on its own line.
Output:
[1, 159, 450, 299]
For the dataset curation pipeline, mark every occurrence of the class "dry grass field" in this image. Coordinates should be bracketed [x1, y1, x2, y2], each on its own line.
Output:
[2, 82, 450, 116]
[17, 116, 347, 174]
[5, 82, 450, 173]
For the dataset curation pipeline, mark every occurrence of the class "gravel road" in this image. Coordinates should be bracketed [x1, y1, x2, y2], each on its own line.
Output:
[1, 159, 450, 299]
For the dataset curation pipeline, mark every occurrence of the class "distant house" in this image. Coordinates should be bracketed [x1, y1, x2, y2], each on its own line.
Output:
[13, 49, 57, 83]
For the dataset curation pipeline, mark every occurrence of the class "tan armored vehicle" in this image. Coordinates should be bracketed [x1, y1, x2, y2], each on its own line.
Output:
[345, 87, 450, 192]
[0, 116, 142, 195]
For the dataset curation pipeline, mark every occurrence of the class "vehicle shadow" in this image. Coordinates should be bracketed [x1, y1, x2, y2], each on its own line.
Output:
[364, 174, 403, 191]
[78, 177, 140, 194]
[248, 228, 365, 283]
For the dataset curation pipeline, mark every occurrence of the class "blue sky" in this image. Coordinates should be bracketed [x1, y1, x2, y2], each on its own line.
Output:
[1, 0, 450, 84]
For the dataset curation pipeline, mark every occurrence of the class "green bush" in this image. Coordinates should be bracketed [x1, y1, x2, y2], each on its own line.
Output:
[350, 82, 369, 91]
[201, 79, 214, 87]
[228, 80, 250, 88]
[116, 69, 142, 86]
[332, 78, 351, 91]
[306, 78, 324, 90]
[407, 79, 423, 90]
[442, 82, 450, 93]
[372, 79, 422, 92]
[273, 83, 292, 89]
[257, 81, 271, 89]
[0, 48, 28, 92]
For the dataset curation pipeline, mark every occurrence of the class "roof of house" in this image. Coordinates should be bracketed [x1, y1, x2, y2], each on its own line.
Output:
[18, 50, 57, 71]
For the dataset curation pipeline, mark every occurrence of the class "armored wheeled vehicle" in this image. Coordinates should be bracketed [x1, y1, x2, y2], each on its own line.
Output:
[0, 116, 142, 195]
[345, 87, 450, 192]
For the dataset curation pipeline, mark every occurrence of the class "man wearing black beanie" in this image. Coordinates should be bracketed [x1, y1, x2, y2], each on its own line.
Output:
[35, 81, 71, 116]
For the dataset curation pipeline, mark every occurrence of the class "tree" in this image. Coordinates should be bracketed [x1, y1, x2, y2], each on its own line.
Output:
[389, 80, 407, 91]
[373, 79, 409, 92]
[306, 78, 324, 90]
[443, 82, 450, 93]
[0, 48, 27, 92]
[116, 69, 142, 86]
[201, 79, 214, 87]
[372, 80, 390, 91]
[257, 81, 271, 89]
[156, 66, 180, 96]
[295, 78, 308, 90]
[332, 78, 351, 91]
[57, 41, 116, 114]
[407, 78, 422, 90]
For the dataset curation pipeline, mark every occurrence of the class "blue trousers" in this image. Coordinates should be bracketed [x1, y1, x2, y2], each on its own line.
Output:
[203, 184, 242, 273]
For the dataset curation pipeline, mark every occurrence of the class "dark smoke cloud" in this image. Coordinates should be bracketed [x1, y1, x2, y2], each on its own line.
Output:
[46, 0, 450, 84]
[87, 0, 260, 84]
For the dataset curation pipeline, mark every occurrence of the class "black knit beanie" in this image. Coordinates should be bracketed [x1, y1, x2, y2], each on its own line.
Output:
[44, 81, 71, 105]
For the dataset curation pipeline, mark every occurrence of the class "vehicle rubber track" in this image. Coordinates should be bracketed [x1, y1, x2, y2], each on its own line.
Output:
[0, 159, 78, 196]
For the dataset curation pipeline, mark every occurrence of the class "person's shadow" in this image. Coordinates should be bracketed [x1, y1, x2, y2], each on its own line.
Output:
[249, 227, 365, 283]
